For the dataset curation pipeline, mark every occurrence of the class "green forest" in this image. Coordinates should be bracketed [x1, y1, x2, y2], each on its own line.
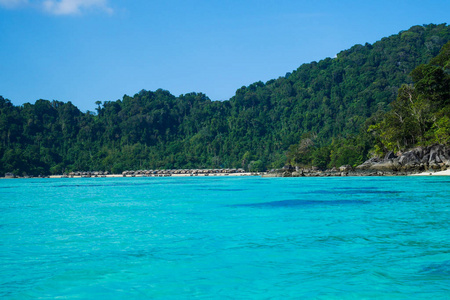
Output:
[1, 24, 450, 176]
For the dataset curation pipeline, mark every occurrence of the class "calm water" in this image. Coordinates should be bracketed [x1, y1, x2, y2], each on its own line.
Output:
[1, 176, 449, 299]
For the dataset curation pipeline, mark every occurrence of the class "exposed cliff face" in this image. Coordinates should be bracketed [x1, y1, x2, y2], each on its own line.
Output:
[357, 145, 450, 172]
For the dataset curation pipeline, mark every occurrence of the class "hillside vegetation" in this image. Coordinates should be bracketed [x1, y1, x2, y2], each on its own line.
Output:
[370, 41, 450, 152]
[1, 24, 450, 176]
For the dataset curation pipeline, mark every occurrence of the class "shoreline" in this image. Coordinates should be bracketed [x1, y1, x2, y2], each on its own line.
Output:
[3, 169, 450, 179]
[409, 169, 450, 176]
[48, 172, 256, 179]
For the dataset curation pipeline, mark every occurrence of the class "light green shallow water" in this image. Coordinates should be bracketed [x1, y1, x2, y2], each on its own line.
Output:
[1, 176, 449, 299]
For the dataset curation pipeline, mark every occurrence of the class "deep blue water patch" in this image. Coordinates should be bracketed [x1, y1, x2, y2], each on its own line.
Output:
[420, 180, 450, 185]
[309, 188, 402, 195]
[420, 261, 450, 276]
[231, 199, 370, 208]
[198, 188, 248, 192]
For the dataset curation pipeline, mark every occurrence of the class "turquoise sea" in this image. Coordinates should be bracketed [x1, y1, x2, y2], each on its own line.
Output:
[1, 176, 449, 299]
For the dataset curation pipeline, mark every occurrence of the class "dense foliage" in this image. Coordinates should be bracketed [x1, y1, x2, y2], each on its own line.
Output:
[369, 40, 450, 154]
[1, 24, 450, 176]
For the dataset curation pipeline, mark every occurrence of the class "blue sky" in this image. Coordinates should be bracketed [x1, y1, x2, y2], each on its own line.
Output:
[1, 0, 449, 112]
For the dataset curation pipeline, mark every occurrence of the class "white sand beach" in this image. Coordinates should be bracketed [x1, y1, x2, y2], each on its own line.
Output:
[410, 169, 450, 176]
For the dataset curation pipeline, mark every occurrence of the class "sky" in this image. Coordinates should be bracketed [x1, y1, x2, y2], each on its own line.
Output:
[1, 0, 449, 112]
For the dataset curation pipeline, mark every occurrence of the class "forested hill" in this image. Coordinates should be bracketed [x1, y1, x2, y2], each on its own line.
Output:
[1, 24, 450, 176]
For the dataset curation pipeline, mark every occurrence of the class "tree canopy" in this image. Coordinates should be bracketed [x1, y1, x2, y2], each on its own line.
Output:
[1, 24, 450, 176]
[370, 40, 450, 154]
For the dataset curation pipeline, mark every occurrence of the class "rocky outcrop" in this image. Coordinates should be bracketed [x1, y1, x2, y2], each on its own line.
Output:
[266, 145, 450, 177]
[356, 157, 382, 170]
[273, 166, 380, 177]
[357, 144, 450, 173]
[339, 165, 353, 172]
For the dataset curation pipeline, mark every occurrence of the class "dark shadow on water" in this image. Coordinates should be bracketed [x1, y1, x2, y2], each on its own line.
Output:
[230, 199, 370, 208]
[311, 188, 402, 195]
[420, 260, 450, 275]
[420, 180, 450, 185]
[196, 188, 248, 192]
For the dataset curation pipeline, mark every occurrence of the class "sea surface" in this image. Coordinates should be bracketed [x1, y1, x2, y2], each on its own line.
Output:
[1, 176, 449, 299]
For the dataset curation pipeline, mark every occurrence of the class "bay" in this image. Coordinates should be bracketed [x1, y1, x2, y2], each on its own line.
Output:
[1, 176, 449, 299]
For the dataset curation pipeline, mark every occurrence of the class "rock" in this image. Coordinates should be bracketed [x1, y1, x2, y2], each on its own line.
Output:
[429, 162, 441, 170]
[429, 151, 438, 163]
[413, 147, 425, 159]
[392, 158, 402, 171]
[282, 171, 292, 177]
[371, 160, 395, 171]
[339, 165, 353, 172]
[282, 165, 295, 171]
[398, 151, 420, 165]
[356, 157, 381, 170]
[357, 144, 450, 173]
[384, 151, 396, 160]
[402, 162, 421, 171]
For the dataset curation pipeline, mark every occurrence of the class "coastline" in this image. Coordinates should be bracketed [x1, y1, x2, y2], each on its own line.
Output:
[47, 172, 256, 179]
[48, 170, 449, 178]
[3, 169, 450, 180]
[1, 168, 257, 179]
[409, 169, 450, 176]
